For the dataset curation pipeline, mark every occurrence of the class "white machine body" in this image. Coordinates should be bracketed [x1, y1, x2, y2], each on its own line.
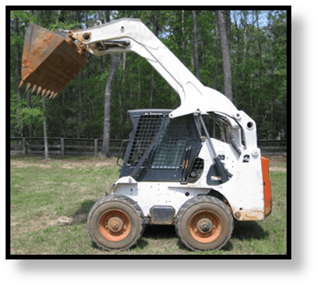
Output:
[69, 18, 268, 222]
[109, 137, 265, 221]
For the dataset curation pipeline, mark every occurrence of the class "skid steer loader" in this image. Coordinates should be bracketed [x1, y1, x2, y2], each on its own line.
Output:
[20, 18, 272, 251]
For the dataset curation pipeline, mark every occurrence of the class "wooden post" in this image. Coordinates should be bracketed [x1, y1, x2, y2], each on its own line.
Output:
[22, 137, 26, 155]
[94, 139, 98, 155]
[61, 138, 65, 156]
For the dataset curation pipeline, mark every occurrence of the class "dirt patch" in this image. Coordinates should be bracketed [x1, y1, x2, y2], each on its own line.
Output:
[270, 167, 286, 172]
[10, 156, 118, 169]
[10, 161, 51, 169]
[61, 164, 75, 169]
[95, 163, 113, 168]
[54, 214, 87, 225]
[11, 214, 54, 235]
[62, 182, 77, 186]
[11, 214, 89, 235]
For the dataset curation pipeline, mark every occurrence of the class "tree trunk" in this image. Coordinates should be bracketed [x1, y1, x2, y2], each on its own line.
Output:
[85, 10, 89, 27]
[13, 18, 23, 137]
[138, 63, 141, 102]
[233, 11, 240, 107]
[77, 72, 82, 138]
[215, 11, 219, 91]
[150, 11, 158, 108]
[100, 57, 104, 75]
[150, 73, 155, 108]
[119, 10, 127, 126]
[256, 12, 263, 115]
[118, 90, 122, 125]
[123, 10, 127, 71]
[242, 12, 248, 99]
[60, 10, 65, 23]
[42, 96, 49, 160]
[100, 54, 121, 157]
[192, 10, 201, 81]
[27, 10, 34, 137]
[100, 10, 122, 157]
[35, 14, 54, 176]
[218, 10, 232, 101]
[98, 11, 104, 74]
[74, 11, 82, 139]
[234, 56, 240, 107]
[200, 32, 205, 70]
[182, 10, 186, 65]
[27, 92, 33, 137]
[226, 11, 231, 46]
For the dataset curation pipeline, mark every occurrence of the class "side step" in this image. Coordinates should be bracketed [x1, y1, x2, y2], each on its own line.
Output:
[149, 205, 176, 225]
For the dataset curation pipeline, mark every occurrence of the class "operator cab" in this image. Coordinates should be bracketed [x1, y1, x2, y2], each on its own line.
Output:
[118, 109, 203, 183]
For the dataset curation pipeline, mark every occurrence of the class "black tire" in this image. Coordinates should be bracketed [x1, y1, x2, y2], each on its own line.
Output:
[87, 194, 144, 251]
[175, 195, 233, 251]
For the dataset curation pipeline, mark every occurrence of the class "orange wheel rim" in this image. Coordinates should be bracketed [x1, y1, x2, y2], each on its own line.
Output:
[99, 209, 131, 242]
[189, 210, 222, 244]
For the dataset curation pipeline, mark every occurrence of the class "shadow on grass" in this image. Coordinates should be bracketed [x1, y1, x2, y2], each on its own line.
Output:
[71, 206, 269, 253]
[142, 225, 176, 239]
[87, 224, 237, 253]
[140, 222, 268, 252]
[133, 225, 177, 251]
[132, 225, 240, 252]
[232, 220, 270, 240]
[135, 239, 148, 249]
[71, 200, 97, 225]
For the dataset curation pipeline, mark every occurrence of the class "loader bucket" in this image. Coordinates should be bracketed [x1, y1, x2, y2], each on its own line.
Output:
[20, 23, 87, 97]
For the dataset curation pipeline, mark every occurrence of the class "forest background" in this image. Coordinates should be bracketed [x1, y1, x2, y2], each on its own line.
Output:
[9, 9, 287, 156]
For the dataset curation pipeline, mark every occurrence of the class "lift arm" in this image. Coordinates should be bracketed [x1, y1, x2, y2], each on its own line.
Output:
[69, 18, 239, 120]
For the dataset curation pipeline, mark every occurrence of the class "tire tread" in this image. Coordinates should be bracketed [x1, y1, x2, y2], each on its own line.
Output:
[175, 195, 234, 251]
[87, 194, 144, 251]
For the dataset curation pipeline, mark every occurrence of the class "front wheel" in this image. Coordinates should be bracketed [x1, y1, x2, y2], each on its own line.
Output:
[87, 194, 144, 251]
[175, 195, 233, 251]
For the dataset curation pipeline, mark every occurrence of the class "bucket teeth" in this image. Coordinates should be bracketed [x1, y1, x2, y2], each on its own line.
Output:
[20, 23, 88, 97]
[19, 80, 25, 89]
[42, 89, 47, 97]
[53, 92, 58, 98]
[32, 85, 37, 94]
[37, 87, 42, 96]
[49, 91, 55, 99]
[45, 90, 51, 97]
[25, 83, 32, 92]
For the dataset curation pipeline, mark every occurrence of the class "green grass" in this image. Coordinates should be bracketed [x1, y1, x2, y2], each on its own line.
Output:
[10, 155, 287, 255]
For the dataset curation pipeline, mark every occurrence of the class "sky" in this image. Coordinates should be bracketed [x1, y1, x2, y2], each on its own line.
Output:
[230, 10, 281, 28]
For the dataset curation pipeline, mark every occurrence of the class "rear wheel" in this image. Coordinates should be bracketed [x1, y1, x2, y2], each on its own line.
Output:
[87, 194, 144, 251]
[175, 195, 233, 251]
